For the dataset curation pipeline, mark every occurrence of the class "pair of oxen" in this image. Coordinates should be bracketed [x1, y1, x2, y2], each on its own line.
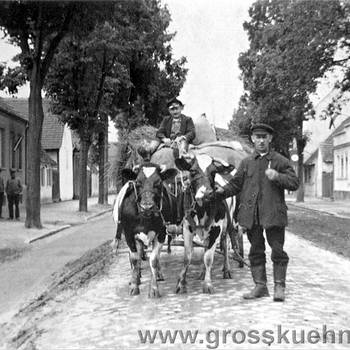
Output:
[112, 142, 248, 298]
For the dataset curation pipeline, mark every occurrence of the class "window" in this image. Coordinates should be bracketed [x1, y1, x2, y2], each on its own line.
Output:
[337, 155, 340, 178]
[47, 168, 52, 186]
[15, 134, 23, 169]
[346, 153, 349, 179]
[40, 167, 46, 187]
[304, 165, 313, 183]
[10, 132, 15, 169]
[341, 156, 344, 179]
[0, 128, 4, 167]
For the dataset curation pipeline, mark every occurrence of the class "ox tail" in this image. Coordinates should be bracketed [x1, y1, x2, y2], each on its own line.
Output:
[111, 182, 133, 253]
[223, 198, 248, 267]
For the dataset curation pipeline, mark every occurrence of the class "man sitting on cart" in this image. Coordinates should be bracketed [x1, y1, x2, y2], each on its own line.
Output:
[156, 98, 195, 158]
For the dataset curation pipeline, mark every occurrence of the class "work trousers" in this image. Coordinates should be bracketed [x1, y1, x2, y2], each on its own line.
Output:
[246, 225, 289, 267]
[0, 192, 4, 217]
[7, 194, 20, 219]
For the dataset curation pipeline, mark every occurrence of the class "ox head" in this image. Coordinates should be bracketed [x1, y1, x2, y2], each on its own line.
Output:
[175, 154, 234, 206]
[122, 163, 177, 216]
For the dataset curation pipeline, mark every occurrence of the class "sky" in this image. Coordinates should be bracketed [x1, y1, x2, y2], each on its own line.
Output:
[0, 0, 254, 130]
[163, 0, 254, 128]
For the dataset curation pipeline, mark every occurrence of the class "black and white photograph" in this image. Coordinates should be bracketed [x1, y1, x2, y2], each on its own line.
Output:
[0, 0, 350, 349]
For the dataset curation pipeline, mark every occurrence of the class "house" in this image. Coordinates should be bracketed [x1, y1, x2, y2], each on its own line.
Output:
[332, 118, 350, 200]
[304, 115, 350, 199]
[304, 136, 334, 198]
[303, 87, 350, 198]
[0, 98, 27, 185]
[40, 149, 57, 203]
[4, 98, 74, 202]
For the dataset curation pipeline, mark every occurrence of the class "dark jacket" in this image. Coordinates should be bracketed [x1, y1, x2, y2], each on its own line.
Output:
[156, 114, 195, 143]
[0, 176, 4, 193]
[6, 178, 22, 196]
[222, 150, 299, 229]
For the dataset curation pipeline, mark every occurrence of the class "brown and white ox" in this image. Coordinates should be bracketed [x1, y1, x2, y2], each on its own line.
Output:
[114, 163, 177, 298]
[174, 154, 236, 294]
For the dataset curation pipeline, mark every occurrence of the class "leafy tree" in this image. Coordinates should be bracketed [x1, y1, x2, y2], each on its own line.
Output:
[45, 0, 186, 210]
[45, 9, 123, 211]
[0, 1, 87, 227]
[231, 0, 344, 201]
[112, 1, 187, 130]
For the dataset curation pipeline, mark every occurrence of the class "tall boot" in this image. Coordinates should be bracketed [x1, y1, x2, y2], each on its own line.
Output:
[243, 265, 269, 299]
[273, 263, 287, 302]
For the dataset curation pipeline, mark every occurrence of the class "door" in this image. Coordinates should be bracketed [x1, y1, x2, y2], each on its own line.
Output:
[322, 172, 333, 198]
[52, 168, 60, 202]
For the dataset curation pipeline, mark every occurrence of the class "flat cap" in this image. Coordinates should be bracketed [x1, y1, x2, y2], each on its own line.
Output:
[250, 122, 274, 134]
[167, 98, 184, 108]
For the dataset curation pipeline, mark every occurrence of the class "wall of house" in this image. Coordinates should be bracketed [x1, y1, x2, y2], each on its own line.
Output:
[0, 112, 26, 185]
[333, 123, 350, 199]
[90, 170, 99, 197]
[304, 150, 318, 197]
[304, 164, 316, 197]
[58, 125, 74, 201]
[333, 146, 350, 199]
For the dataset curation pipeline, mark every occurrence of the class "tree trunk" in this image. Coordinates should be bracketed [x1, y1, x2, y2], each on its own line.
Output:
[98, 129, 105, 205]
[25, 66, 44, 228]
[296, 127, 305, 202]
[79, 134, 90, 212]
[104, 119, 109, 204]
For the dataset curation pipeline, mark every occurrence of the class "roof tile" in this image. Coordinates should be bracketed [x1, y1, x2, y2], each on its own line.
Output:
[3, 98, 65, 150]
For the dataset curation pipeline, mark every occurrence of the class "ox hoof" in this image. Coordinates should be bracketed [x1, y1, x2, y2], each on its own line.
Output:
[175, 281, 187, 294]
[239, 261, 244, 268]
[223, 269, 233, 279]
[148, 287, 161, 298]
[129, 285, 140, 296]
[167, 246, 172, 254]
[157, 272, 165, 281]
[203, 282, 214, 294]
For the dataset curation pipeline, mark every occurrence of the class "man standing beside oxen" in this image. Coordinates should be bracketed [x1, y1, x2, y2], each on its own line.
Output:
[205, 123, 299, 302]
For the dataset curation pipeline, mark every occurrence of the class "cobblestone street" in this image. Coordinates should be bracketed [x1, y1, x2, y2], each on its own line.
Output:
[18, 230, 350, 350]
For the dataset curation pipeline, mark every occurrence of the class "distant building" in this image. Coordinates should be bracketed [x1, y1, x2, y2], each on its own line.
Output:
[4, 98, 75, 202]
[0, 98, 27, 185]
[333, 118, 350, 200]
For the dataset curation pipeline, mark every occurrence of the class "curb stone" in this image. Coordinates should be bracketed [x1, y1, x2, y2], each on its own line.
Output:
[27, 209, 112, 244]
[288, 203, 350, 219]
[26, 225, 72, 244]
[85, 208, 112, 221]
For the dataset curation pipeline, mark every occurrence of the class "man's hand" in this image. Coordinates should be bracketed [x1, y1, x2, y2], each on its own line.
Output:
[175, 135, 186, 143]
[265, 168, 279, 181]
[162, 138, 171, 147]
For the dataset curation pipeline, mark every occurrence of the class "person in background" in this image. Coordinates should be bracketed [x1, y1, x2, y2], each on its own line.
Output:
[6, 169, 22, 220]
[0, 169, 4, 219]
[204, 123, 299, 302]
[156, 98, 195, 158]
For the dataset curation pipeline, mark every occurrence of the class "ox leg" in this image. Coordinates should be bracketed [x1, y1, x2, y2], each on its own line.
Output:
[148, 238, 164, 298]
[238, 227, 244, 268]
[202, 231, 221, 294]
[198, 248, 206, 280]
[167, 234, 172, 254]
[155, 246, 165, 281]
[176, 223, 193, 294]
[222, 230, 233, 279]
[129, 240, 142, 296]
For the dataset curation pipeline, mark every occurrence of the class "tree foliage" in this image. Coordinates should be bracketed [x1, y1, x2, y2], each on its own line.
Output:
[230, 0, 345, 200]
[44, 0, 187, 210]
[0, 1, 89, 227]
